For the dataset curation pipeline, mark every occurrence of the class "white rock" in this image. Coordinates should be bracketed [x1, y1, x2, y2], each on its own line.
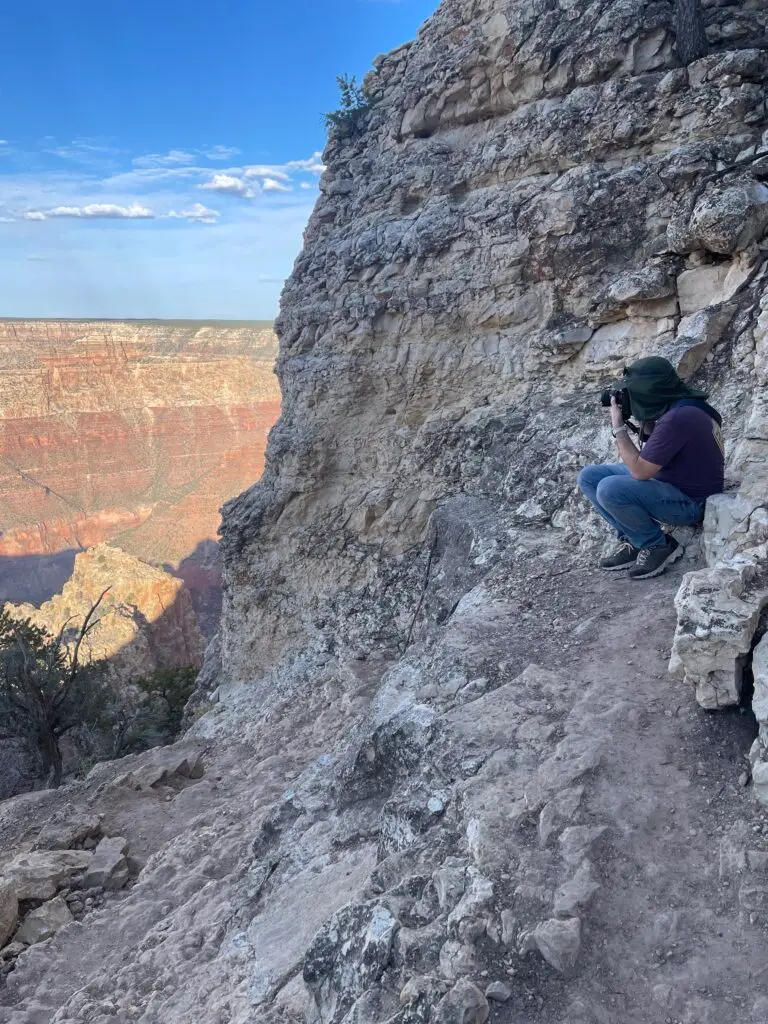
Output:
[665, 306, 734, 376]
[433, 979, 489, 1024]
[752, 635, 768, 730]
[532, 917, 582, 973]
[485, 980, 512, 1002]
[670, 561, 768, 709]
[15, 897, 73, 946]
[553, 860, 600, 916]
[558, 826, 607, 867]
[433, 865, 466, 912]
[676, 265, 730, 314]
[82, 837, 130, 892]
[1, 851, 92, 901]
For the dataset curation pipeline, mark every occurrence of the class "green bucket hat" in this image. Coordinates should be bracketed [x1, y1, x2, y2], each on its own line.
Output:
[623, 356, 708, 422]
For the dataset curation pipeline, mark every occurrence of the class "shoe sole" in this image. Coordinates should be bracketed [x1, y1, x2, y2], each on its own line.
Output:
[600, 561, 637, 572]
[630, 544, 685, 580]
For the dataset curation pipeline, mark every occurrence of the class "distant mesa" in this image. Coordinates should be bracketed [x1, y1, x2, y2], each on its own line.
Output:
[0, 318, 281, 634]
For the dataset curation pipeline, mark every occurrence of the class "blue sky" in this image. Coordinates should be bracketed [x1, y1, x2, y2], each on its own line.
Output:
[0, 0, 437, 319]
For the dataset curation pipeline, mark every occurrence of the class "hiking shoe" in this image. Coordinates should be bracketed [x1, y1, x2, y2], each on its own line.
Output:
[600, 542, 639, 571]
[629, 536, 684, 580]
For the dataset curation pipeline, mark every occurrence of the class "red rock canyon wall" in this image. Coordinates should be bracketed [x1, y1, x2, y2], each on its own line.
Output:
[0, 319, 280, 632]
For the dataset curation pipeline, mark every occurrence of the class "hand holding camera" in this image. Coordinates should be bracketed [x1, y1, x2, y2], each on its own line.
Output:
[600, 387, 632, 423]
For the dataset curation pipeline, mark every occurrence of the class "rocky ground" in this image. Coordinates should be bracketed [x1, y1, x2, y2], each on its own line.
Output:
[1, 536, 768, 1023]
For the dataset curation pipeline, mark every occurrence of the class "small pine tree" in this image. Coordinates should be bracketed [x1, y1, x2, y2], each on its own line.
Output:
[324, 75, 374, 137]
[0, 592, 110, 787]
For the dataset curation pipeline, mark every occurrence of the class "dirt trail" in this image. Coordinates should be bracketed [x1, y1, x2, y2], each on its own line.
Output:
[2, 554, 768, 1023]
[499, 564, 768, 1024]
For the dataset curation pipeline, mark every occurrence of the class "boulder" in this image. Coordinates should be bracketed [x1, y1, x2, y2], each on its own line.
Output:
[32, 816, 103, 852]
[607, 265, 676, 305]
[553, 860, 600, 917]
[676, 265, 730, 314]
[433, 864, 466, 912]
[15, 897, 73, 945]
[82, 837, 130, 891]
[485, 981, 512, 1002]
[432, 980, 489, 1024]
[752, 635, 768, 734]
[1, 850, 92, 901]
[669, 560, 768, 709]
[662, 306, 734, 377]
[532, 917, 582, 973]
[558, 826, 607, 867]
[669, 182, 768, 255]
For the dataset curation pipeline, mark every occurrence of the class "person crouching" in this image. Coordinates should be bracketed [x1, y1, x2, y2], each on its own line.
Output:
[577, 356, 724, 580]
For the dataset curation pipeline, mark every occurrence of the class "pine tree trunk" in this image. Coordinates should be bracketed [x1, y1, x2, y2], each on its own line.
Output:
[674, 0, 709, 65]
[39, 729, 64, 788]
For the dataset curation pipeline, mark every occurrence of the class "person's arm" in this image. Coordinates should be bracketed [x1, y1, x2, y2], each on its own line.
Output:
[610, 398, 661, 480]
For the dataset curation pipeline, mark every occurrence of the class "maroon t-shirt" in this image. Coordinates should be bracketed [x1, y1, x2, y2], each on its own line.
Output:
[640, 406, 724, 502]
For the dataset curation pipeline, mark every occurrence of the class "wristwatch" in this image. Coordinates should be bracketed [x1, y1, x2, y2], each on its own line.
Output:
[612, 425, 629, 437]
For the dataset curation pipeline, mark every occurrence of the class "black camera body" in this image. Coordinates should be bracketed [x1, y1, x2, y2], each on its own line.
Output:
[600, 386, 632, 421]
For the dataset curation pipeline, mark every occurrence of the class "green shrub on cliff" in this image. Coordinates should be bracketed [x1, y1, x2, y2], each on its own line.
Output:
[324, 74, 374, 137]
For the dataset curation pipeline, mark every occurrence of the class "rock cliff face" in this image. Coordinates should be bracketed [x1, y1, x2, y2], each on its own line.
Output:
[0, 319, 279, 634]
[5, 3, 768, 1024]
[220, 0, 768, 680]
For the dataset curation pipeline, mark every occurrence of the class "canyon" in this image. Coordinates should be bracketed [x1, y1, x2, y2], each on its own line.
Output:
[0, 319, 280, 635]
[4, 1, 768, 1023]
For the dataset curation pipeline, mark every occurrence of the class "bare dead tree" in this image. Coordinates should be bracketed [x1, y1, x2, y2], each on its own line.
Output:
[674, 0, 709, 66]
[0, 589, 111, 787]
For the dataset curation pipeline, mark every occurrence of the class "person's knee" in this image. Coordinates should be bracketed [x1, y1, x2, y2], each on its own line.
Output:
[596, 474, 632, 506]
[577, 464, 603, 494]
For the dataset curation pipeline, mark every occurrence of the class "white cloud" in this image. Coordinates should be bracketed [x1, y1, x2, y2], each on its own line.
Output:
[199, 173, 256, 199]
[262, 178, 291, 193]
[25, 202, 155, 220]
[201, 145, 241, 161]
[244, 165, 291, 182]
[100, 165, 207, 190]
[133, 150, 196, 168]
[0, 140, 7, 146]
[43, 139, 122, 164]
[299, 182, 313, 190]
[165, 202, 219, 224]
[284, 151, 325, 174]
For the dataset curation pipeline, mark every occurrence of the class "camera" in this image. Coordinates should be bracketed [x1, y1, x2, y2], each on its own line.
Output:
[600, 386, 632, 421]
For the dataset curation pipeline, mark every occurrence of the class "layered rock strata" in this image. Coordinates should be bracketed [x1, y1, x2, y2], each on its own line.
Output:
[0, 319, 279, 633]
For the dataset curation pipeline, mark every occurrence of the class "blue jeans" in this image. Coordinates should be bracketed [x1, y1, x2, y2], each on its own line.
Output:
[577, 463, 704, 550]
